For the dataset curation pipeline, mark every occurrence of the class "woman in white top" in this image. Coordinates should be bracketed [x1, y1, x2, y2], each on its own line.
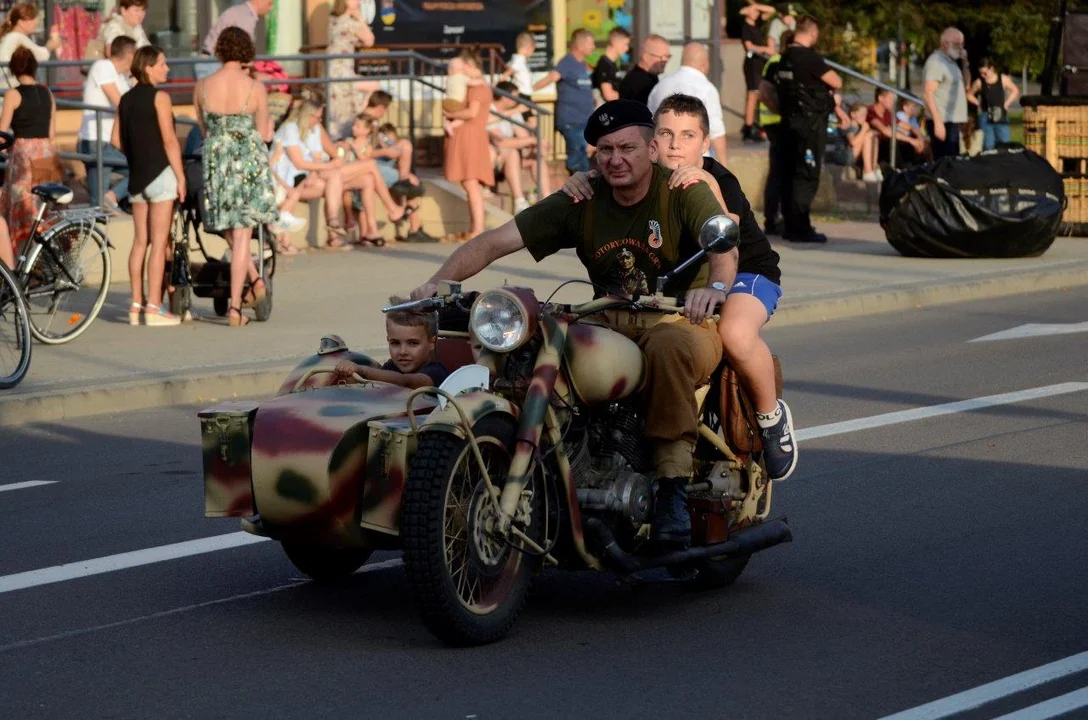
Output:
[275, 99, 404, 247]
[100, 0, 152, 56]
[0, 3, 61, 89]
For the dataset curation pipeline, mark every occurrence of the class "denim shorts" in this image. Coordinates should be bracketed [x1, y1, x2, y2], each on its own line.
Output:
[375, 157, 399, 186]
[130, 167, 178, 204]
[729, 272, 783, 318]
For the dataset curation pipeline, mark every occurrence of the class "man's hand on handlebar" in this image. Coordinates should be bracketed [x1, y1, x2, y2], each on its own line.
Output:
[560, 170, 599, 203]
[410, 281, 439, 301]
[683, 287, 727, 325]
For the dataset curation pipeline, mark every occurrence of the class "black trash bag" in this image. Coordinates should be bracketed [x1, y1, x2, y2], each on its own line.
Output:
[879, 146, 1066, 258]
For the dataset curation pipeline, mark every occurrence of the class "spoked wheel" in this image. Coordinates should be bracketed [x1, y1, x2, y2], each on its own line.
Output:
[254, 275, 272, 322]
[169, 285, 191, 319]
[282, 542, 373, 582]
[0, 263, 31, 389]
[24, 223, 110, 345]
[402, 415, 541, 646]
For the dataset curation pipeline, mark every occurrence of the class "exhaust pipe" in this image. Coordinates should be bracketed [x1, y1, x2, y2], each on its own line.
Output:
[585, 517, 792, 575]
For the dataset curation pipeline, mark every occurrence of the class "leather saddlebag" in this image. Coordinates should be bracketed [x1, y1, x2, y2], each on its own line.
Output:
[719, 355, 783, 454]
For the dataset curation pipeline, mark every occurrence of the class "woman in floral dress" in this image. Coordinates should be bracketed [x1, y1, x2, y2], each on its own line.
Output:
[326, 0, 379, 139]
[194, 28, 278, 327]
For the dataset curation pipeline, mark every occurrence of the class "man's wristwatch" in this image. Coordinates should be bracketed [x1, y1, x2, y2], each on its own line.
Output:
[710, 281, 729, 293]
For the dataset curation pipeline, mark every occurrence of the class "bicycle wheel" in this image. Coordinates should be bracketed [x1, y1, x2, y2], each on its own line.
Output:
[24, 222, 111, 345]
[0, 262, 31, 389]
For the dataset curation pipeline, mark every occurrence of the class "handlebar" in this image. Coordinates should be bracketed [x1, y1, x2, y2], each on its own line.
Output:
[382, 297, 441, 313]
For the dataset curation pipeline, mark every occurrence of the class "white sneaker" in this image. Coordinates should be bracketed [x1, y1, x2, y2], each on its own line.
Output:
[513, 197, 530, 213]
[863, 171, 880, 183]
[275, 211, 307, 233]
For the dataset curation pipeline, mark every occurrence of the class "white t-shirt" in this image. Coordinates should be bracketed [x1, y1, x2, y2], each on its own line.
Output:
[273, 122, 324, 185]
[78, 59, 130, 142]
[507, 53, 533, 96]
[646, 66, 727, 150]
[486, 104, 516, 140]
[0, 32, 51, 89]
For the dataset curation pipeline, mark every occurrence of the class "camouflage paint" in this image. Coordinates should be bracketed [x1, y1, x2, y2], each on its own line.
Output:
[543, 404, 601, 570]
[248, 383, 436, 546]
[358, 417, 416, 535]
[564, 323, 646, 404]
[199, 400, 261, 518]
[499, 315, 566, 521]
[276, 349, 382, 396]
[417, 390, 520, 439]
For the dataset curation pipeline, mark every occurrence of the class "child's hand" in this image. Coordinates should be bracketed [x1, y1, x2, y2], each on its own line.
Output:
[333, 360, 363, 381]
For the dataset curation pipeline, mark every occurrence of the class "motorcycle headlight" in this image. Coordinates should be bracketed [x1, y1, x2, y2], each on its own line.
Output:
[470, 289, 536, 353]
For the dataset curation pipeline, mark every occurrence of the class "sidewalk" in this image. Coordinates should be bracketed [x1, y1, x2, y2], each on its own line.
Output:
[2, 220, 1086, 425]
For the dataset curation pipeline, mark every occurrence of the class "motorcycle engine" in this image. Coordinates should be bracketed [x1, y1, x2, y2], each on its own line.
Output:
[564, 401, 654, 540]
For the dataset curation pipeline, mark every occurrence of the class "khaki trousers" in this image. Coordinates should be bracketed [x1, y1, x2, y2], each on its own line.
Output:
[604, 312, 723, 478]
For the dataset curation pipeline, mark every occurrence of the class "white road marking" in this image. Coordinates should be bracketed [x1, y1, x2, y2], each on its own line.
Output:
[0, 480, 57, 493]
[0, 532, 271, 594]
[1, 382, 1085, 596]
[992, 686, 1088, 720]
[970, 321, 1088, 343]
[877, 651, 1088, 720]
[0, 558, 405, 654]
[796, 382, 1088, 442]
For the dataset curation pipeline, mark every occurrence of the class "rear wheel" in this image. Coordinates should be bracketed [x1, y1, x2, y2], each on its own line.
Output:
[254, 275, 272, 322]
[0, 264, 31, 389]
[169, 285, 191, 319]
[402, 415, 540, 646]
[213, 295, 228, 317]
[282, 542, 372, 582]
[25, 223, 110, 344]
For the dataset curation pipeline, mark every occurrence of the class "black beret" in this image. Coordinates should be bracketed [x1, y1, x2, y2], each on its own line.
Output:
[583, 100, 656, 146]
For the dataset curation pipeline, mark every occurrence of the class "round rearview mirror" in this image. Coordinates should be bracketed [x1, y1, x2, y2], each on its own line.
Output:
[699, 214, 740, 253]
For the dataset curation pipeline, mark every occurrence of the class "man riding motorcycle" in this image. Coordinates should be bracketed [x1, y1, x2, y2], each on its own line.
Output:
[411, 100, 737, 548]
[561, 94, 797, 482]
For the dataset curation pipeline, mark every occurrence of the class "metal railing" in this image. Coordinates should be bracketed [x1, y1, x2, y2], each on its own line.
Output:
[760, 50, 925, 170]
[1, 49, 552, 209]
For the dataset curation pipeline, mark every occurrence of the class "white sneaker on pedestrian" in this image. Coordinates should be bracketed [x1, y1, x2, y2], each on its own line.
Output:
[275, 211, 306, 233]
[513, 197, 530, 213]
[863, 171, 881, 183]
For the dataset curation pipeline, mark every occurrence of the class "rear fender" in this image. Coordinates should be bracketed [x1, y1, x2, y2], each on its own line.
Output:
[418, 391, 520, 439]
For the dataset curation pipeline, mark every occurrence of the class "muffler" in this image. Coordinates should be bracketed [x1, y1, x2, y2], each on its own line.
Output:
[585, 517, 792, 575]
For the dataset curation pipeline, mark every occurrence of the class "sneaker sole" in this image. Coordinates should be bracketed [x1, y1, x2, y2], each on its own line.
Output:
[770, 400, 799, 481]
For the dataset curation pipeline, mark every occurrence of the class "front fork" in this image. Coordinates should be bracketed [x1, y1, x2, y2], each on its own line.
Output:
[494, 316, 601, 569]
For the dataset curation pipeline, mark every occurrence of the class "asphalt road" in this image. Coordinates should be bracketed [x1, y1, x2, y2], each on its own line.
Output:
[1, 287, 1086, 719]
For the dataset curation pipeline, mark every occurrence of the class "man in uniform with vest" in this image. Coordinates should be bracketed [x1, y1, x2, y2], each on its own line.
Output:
[770, 15, 841, 244]
[410, 100, 736, 549]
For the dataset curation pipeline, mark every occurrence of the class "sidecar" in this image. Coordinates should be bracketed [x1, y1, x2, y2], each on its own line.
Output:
[197, 331, 495, 580]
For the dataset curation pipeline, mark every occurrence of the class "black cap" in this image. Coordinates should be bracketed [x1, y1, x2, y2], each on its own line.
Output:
[583, 100, 656, 146]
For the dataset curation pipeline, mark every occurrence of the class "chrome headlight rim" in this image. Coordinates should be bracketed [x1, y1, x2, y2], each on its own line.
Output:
[469, 289, 533, 354]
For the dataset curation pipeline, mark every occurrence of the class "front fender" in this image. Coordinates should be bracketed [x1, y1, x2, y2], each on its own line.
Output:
[418, 391, 520, 438]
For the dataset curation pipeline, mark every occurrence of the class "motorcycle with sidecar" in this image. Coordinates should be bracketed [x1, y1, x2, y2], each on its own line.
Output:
[198, 215, 792, 646]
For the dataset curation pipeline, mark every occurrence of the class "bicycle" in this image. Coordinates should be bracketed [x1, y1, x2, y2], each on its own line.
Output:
[0, 259, 32, 389]
[0, 131, 112, 345]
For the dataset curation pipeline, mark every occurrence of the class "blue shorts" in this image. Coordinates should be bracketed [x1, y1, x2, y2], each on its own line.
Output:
[729, 272, 782, 318]
[375, 157, 399, 186]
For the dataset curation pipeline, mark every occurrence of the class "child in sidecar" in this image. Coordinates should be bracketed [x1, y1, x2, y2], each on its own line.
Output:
[333, 296, 449, 389]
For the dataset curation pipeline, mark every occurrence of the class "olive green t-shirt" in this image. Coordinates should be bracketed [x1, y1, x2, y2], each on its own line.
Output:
[515, 165, 723, 297]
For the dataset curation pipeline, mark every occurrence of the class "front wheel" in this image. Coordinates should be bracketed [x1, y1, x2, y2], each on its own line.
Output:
[402, 415, 540, 646]
[282, 542, 372, 582]
[0, 263, 31, 389]
[25, 223, 111, 344]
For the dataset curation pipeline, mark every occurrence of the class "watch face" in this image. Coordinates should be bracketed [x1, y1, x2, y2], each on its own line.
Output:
[711, 282, 727, 292]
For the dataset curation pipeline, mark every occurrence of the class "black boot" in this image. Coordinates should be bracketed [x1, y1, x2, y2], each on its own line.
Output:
[652, 477, 691, 549]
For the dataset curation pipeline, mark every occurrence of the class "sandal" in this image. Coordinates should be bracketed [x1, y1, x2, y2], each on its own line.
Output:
[128, 302, 143, 326]
[228, 307, 250, 327]
[325, 234, 354, 251]
[277, 239, 300, 256]
[355, 235, 387, 248]
[242, 278, 267, 309]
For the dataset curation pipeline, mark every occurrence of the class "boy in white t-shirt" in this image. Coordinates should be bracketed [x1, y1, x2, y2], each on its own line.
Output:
[77, 36, 136, 211]
[502, 32, 535, 98]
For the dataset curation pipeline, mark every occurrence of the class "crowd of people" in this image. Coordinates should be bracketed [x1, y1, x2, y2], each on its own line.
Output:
[0, 0, 1027, 330]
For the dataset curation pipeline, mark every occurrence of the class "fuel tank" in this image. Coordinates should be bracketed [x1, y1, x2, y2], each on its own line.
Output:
[562, 323, 646, 405]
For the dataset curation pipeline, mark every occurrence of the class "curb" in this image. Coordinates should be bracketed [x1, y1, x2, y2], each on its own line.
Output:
[2, 265, 1087, 426]
[772, 261, 1088, 327]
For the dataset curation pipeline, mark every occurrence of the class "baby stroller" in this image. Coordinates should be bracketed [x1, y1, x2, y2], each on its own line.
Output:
[168, 141, 276, 322]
